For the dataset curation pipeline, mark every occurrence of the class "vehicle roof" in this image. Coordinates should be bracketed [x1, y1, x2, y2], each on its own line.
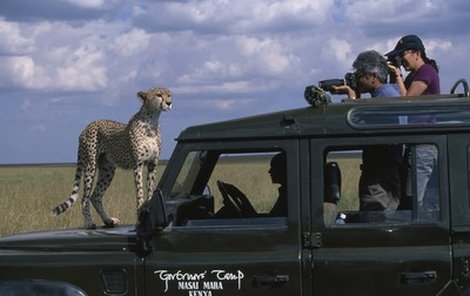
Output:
[177, 95, 470, 141]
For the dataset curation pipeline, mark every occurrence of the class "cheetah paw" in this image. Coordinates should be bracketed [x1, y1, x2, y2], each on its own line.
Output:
[85, 223, 97, 230]
[103, 217, 120, 228]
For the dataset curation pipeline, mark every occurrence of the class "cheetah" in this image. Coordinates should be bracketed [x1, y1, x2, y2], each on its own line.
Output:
[51, 87, 172, 229]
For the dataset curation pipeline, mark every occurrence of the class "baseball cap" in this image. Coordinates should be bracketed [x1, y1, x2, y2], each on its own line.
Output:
[385, 35, 425, 57]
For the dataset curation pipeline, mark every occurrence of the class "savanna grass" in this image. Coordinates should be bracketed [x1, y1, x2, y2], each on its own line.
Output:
[0, 157, 360, 237]
[0, 165, 164, 237]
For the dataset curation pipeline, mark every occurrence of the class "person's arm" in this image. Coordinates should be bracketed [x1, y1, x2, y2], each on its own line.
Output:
[332, 85, 357, 100]
[405, 80, 428, 96]
[388, 64, 407, 96]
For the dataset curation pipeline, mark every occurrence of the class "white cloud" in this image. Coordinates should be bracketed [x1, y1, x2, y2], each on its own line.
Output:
[65, 0, 106, 9]
[173, 35, 300, 95]
[344, 0, 444, 24]
[56, 45, 108, 91]
[137, 0, 333, 33]
[113, 28, 151, 57]
[187, 97, 254, 111]
[0, 56, 52, 89]
[9, 57, 36, 83]
[2, 44, 108, 91]
[0, 18, 34, 55]
[325, 38, 353, 64]
[230, 0, 332, 31]
[237, 36, 300, 75]
[425, 39, 453, 53]
[175, 81, 262, 95]
[177, 58, 243, 85]
[213, 99, 237, 111]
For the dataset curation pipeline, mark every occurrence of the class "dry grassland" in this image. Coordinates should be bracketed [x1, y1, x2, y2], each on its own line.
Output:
[0, 157, 360, 237]
[0, 165, 154, 237]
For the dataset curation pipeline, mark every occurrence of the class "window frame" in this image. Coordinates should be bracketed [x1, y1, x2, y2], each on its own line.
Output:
[310, 135, 449, 228]
[159, 139, 300, 229]
[347, 105, 470, 129]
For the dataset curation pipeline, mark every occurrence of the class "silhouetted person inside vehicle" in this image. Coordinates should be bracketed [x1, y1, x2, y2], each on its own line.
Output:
[220, 152, 287, 217]
[269, 153, 287, 216]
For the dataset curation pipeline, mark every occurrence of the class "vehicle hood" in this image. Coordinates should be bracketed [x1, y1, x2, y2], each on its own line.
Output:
[0, 226, 136, 252]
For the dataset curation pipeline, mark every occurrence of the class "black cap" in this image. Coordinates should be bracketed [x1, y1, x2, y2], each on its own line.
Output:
[385, 34, 425, 57]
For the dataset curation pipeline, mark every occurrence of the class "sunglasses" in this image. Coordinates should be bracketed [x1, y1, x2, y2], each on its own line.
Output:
[400, 50, 416, 58]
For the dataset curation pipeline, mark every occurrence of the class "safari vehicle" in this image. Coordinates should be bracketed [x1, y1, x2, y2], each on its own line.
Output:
[3, 81, 470, 296]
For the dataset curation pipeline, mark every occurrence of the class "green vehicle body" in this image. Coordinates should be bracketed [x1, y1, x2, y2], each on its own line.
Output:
[3, 93, 470, 295]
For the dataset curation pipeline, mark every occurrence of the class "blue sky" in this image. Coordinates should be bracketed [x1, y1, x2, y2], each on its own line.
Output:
[0, 0, 469, 164]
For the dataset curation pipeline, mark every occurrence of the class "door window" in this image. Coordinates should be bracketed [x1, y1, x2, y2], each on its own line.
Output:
[168, 150, 288, 227]
[323, 143, 439, 225]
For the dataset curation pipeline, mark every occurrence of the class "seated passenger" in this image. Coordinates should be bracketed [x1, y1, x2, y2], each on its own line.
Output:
[324, 162, 341, 224]
[268, 153, 287, 216]
[220, 153, 287, 217]
[359, 145, 402, 213]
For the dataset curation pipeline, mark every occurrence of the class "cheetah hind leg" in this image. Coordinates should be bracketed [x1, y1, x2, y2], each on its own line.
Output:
[82, 164, 98, 229]
[91, 158, 120, 228]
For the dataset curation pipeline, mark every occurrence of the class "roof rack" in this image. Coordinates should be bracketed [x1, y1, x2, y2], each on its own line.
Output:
[304, 78, 469, 107]
[450, 78, 469, 97]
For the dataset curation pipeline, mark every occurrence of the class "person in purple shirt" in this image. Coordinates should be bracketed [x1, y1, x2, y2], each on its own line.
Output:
[387, 35, 440, 219]
[386, 34, 440, 96]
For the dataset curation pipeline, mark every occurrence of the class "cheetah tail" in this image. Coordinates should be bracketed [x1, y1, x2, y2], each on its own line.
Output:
[51, 165, 83, 216]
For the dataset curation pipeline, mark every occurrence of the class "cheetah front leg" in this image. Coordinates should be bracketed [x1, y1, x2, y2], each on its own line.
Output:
[146, 159, 159, 201]
[133, 163, 146, 212]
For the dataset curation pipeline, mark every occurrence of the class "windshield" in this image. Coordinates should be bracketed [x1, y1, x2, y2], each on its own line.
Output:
[170, 151, 208, 198]
[167, 149, 287, 226]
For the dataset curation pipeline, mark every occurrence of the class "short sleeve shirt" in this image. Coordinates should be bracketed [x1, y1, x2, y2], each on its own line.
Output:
[404, 64, 440, 95]
[372, 84, 400, 97]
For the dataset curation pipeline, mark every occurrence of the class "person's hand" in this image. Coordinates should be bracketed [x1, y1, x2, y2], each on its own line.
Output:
[332, 85, 357, 100]
[387, 63, 402, 77]
[223, 182, 246, 200]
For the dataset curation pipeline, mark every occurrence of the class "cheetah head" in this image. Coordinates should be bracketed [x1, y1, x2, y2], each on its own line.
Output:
[137, 87, 173, 112]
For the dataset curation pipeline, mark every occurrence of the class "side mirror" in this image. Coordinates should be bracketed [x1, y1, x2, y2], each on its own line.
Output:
[136, 189, 168, 253]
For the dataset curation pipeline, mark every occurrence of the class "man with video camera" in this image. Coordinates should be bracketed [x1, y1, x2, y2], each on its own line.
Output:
[334, 50, 403, 214]
[332, 49, 399, 100]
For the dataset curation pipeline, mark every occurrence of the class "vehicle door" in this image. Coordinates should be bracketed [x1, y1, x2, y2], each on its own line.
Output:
[309, 135, 452, 295]
[144, 140, 303, 296]
[448, 133, 470, 293]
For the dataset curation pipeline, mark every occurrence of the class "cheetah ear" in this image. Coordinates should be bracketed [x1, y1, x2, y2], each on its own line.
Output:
[137, 91, 147, 103]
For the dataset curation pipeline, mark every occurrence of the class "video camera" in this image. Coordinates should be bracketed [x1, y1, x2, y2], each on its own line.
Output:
[387, 55, 403, 68]
[318, 72, 357, 92]
[304, 72, 359, 106]
[386, 55, 403, 83]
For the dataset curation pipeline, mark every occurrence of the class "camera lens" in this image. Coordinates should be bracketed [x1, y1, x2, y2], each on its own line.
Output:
[318, 79, 345, 91]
